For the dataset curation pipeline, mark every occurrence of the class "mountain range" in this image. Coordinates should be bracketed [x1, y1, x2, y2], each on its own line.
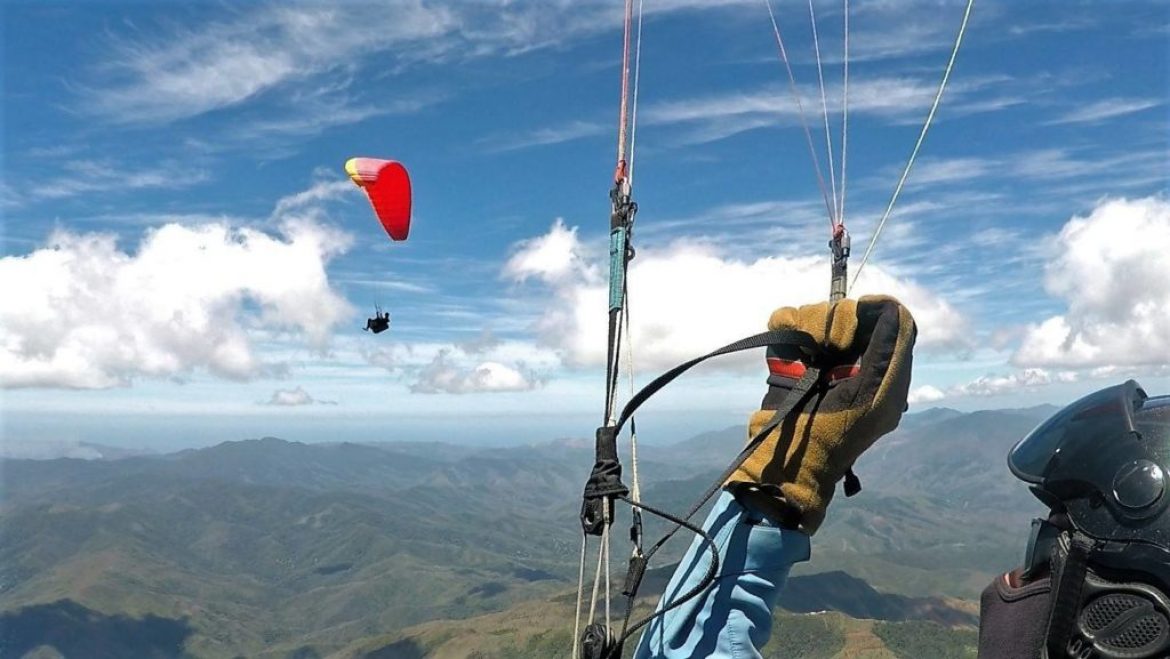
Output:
[0, 405, 1054, 657]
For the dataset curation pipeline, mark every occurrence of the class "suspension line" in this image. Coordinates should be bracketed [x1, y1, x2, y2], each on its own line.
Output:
[807, 0, 838, 224]
[628, 0, 645, 186]
[578, 1, 643, 656]
[850, 0, 976, 291]
[838, 0, 849, 225]
[763, 0, 836, 228]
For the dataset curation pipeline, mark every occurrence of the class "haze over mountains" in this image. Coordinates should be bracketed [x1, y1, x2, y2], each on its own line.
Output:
[0, 405, 1054, 658]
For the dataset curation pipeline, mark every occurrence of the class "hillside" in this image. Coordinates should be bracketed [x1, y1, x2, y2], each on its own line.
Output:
[0, 405, 1050, 657]
[330, 595, 977, 659]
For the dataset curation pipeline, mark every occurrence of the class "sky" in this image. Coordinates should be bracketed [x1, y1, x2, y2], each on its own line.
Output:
[2, 0, 1168, 455]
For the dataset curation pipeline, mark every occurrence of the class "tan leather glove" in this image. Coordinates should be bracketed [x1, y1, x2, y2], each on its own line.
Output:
[727, 295, 917, 534]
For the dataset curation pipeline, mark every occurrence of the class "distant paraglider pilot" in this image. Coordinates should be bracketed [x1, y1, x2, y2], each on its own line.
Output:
[346, 157, 410, 336]
[363, 306, 390, 334]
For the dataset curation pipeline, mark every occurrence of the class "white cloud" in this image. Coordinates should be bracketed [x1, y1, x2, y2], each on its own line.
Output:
[639, 76, 1020, 146]
[271, 179, 353, 218]
[478, 120, 608, 153]
[908, 384, 946, 404]
[1015, 197, 1170, 370]
[83, 3, 758, 126]
[359, 335, 557, 395]
[4, 159, 210, 207]
[643, 77, 938, 124]
[86, 3, 456, 123]
[953, 368, 1078, 397]
[0, 218, 353, 389]
[262, 386, 336, 406]
[410, 350, 543, 394]
[902, 156, 997, 187]
[915, 368, 1084, 402]
[507, 221, 967, 371]
[503, 219, 599, 285]
[221, 92, 446, 155]
[1048, 98, 1163, 125]
[1011, 148, 1165, 182]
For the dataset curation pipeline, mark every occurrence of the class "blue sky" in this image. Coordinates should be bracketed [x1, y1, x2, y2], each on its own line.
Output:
[2, 0, 1168, 454]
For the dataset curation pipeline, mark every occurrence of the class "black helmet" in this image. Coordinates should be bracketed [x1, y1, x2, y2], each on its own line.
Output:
[1008, 380, 1170, 658]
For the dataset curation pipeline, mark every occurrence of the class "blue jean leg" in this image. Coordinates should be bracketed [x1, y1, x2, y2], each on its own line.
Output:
[632, 489, 811, 659]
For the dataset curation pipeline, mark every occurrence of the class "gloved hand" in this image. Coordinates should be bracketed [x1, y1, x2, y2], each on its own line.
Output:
[727, 295, 917, 534]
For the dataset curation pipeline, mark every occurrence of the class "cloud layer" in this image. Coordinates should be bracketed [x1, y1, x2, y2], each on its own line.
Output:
[1, 218, 353, 388]
[1015, 197, 1170, 369]
[506, 219, 966, 371]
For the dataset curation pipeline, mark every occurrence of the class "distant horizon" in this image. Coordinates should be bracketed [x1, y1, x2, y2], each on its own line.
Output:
[0, 399, 1064, 460]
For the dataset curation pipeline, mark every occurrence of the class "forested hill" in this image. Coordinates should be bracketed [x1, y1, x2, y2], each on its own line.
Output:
[0, 405, 1050, 658]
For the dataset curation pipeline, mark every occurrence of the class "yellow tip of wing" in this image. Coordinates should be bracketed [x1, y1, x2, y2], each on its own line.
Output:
[344, 158, 364, 185]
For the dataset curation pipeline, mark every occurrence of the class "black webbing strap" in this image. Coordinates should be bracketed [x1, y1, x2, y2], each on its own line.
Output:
[581, 329, 819, 535]
[614, 328, 820, 434]
[1045, 531, 1095, 658]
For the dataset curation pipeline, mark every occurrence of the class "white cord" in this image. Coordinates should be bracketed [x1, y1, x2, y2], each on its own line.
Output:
[850, 0, 976, 291]
[628, 0, 645, 186]
[572, 534, 588, 659]
[808, 0, 838, 224]
[763, 0, 836, 228]
[838, 0, 849, 225]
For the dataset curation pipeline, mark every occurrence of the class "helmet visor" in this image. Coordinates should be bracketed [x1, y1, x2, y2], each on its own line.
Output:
[1008, 380, 1145, 484]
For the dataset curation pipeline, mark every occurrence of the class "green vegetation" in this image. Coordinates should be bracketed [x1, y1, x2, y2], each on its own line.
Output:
[466, 629, 574, 659]
[874, 620, 979, 658]
[2, 405, 1046, 656]
[763, 612, 847, 658]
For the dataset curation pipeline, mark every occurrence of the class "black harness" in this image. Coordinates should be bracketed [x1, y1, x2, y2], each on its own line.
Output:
[1040, 531, 1170, 659]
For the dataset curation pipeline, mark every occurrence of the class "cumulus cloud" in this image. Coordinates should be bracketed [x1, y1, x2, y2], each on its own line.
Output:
[954, 369, 1079, 397]
[913, 368, 1082, 402]
[907, 385, 946, 404]
[410, 350, 543, 394]
[506, 221, 967, 370]
[1014, 197, 1170, 369]
[360, 335, 555, 395]
[262, 386, 336, 406]
[503, 219, 598, 285]
[0, 218, 353, 389]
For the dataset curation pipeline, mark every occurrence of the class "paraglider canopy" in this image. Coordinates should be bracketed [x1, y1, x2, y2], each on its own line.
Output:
[345, 157, 412, 241]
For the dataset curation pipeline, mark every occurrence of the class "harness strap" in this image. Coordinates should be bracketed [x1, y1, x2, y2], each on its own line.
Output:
[581, 329, 819, 535]
[614, 329, 820, 434]
[1045, 531, 1096, 658]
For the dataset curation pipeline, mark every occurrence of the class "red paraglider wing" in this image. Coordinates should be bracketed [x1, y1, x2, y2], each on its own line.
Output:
[345, 158, 412, 241]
